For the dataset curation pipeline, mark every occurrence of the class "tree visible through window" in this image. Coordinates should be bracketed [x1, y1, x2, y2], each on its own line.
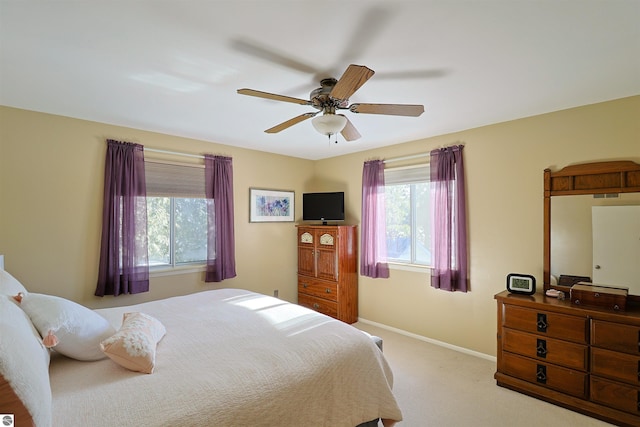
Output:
[385, 165, 431, 266]
[147, 197, 207, 267]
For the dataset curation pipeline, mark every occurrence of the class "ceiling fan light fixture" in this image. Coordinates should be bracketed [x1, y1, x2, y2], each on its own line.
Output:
[311, 114, 347, 136]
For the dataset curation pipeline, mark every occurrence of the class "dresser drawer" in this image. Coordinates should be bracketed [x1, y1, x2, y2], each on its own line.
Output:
[591, 376, 640, 416]
[502, 328, 588, 371]
[298, 277, 338, 302]
[502, 305, 587, 344]
[501, 352, 587, 398]
[298, 293, 338, 318]
[591, 347, 640, 386]
[592, 320, 640, 355]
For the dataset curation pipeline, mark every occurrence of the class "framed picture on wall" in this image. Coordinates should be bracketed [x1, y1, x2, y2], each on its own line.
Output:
[249, 188, 295, 222]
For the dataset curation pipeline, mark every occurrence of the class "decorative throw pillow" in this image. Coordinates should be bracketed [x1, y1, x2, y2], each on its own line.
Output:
[0, 295, 52, 427]
[17, 292, 116, 361]
[0, 269, 28, 296]
[100, 312, 166, 374]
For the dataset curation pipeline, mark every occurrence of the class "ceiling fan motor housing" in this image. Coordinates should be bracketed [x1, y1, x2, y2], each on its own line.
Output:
[310, 78, 349, 111]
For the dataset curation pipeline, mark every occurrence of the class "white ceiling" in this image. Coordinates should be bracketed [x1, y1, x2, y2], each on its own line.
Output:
[1, 1, 638, 160]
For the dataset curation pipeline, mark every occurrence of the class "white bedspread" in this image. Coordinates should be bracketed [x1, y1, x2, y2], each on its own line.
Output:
[49, 289, 402, 426]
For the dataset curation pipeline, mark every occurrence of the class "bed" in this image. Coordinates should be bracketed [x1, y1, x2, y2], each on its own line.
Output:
[0, 268, 402, 427]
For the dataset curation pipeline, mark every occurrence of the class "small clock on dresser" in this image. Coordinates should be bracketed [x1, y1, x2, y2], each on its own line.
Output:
[506, 273, 536, 295]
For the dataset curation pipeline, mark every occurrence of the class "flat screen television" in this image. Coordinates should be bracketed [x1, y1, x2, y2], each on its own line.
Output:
[302, 192, 345, 224]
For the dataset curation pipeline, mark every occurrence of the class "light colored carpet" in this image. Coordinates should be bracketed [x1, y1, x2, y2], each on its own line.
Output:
[354, 322, 613, 427]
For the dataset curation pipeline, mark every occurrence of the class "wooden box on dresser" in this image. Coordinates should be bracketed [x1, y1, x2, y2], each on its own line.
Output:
[297, 225, 358, 324]
[495, 290, 640, 426]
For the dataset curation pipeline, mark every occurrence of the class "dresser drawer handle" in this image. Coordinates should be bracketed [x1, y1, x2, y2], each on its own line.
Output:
[536, 313, 548, 333]
[536, 365, 547, 384]
[325, 288, 331, 293]
[536, 339, 547, 358]
[302, 283, 308, 288]
[313, 303, 320, 309]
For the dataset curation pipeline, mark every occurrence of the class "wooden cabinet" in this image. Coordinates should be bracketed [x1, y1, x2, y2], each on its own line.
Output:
[496, 291, 640, 427]
[297, 225, 358, 323]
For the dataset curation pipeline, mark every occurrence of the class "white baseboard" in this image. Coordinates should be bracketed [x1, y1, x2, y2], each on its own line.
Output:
[357, 317, 497, 363]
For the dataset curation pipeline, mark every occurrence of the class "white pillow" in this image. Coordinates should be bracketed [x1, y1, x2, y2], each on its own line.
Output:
[18, 293, 116, 361]
[100, 312, 166, 374]
[0, 269, 28, 296]
[0, 295, 52, 427]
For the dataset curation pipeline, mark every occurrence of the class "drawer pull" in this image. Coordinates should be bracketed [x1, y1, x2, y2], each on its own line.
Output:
[313, 303, 320, 309]
[536, 339, 547, 358]
[536, 365, 547, 384]
[537, 313, 548, 333]
[302, 283, 308, 288]
[325, 288, 331, 294]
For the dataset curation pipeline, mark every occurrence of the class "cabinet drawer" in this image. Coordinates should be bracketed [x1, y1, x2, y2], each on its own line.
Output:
[502, 305, 587, 344]
[298, 277, 338, 302]
[591, 376, 640, 416]
[502, 329, 587, 371]
[501, 352, 587, 398]
[592, 320, 640, 355]
[298, 293, 338, 318]
[592, 347, 640, 386]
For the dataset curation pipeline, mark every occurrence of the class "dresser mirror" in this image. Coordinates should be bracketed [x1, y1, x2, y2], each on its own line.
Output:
[543, 160, 640, 300]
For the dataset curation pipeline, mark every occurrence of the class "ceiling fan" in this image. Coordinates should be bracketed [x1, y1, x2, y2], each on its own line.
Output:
[237, 64, 425, 141]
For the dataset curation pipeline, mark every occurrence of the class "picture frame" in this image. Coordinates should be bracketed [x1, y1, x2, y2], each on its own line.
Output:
[506, 273, 536, 295]
[249, 188, 295, 222]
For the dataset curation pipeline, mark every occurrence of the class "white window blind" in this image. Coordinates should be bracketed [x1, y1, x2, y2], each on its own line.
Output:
[145, 160, 205, 198]
[384, 164, 429, 185]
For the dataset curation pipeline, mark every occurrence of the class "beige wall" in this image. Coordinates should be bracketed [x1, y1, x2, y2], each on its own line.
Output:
[0, 107, 314, 308]
[315, 95, 640, 356]
[1, 95, 638, 357]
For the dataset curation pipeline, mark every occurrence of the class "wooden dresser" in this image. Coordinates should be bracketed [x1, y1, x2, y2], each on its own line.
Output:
[297, 225, 358, 324]
[495, 290, 640, 426]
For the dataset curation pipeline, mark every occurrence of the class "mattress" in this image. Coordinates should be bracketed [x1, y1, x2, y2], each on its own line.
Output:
[49, 288, 402, 426]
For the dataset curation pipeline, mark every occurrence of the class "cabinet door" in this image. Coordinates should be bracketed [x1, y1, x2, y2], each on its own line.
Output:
[298, 246, 315, 277]
[316, 230, 338, 281]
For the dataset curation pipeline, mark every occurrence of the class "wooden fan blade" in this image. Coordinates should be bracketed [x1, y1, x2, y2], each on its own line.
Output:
[350, 103, 424, 117]
[265, 112, 317, 134]
[237, 88, 311, 106]
[330, 64, 375, 101]
[339, 115, 361, 141]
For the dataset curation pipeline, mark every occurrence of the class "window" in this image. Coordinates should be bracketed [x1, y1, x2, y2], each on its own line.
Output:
[384, 165, 431, 266]
[145, 160, 207, 269]
[147, 197, 207, 267]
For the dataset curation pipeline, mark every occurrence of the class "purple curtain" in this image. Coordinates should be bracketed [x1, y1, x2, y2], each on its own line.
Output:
[96, 140, 149, 296]
[430, 145, 468, 292]
[360, 159, 390, 278]
[204, 155, 236, 282]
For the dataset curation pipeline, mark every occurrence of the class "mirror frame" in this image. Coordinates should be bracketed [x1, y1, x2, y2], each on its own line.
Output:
[543, 160, 640, 299]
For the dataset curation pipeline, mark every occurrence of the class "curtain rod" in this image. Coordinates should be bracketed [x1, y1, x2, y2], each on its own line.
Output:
[144, 147, 204, 160]
[383, 153, 429, 164]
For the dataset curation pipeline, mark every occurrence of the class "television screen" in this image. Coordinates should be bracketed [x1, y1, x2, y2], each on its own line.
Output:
[302, 192, 345, 223]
